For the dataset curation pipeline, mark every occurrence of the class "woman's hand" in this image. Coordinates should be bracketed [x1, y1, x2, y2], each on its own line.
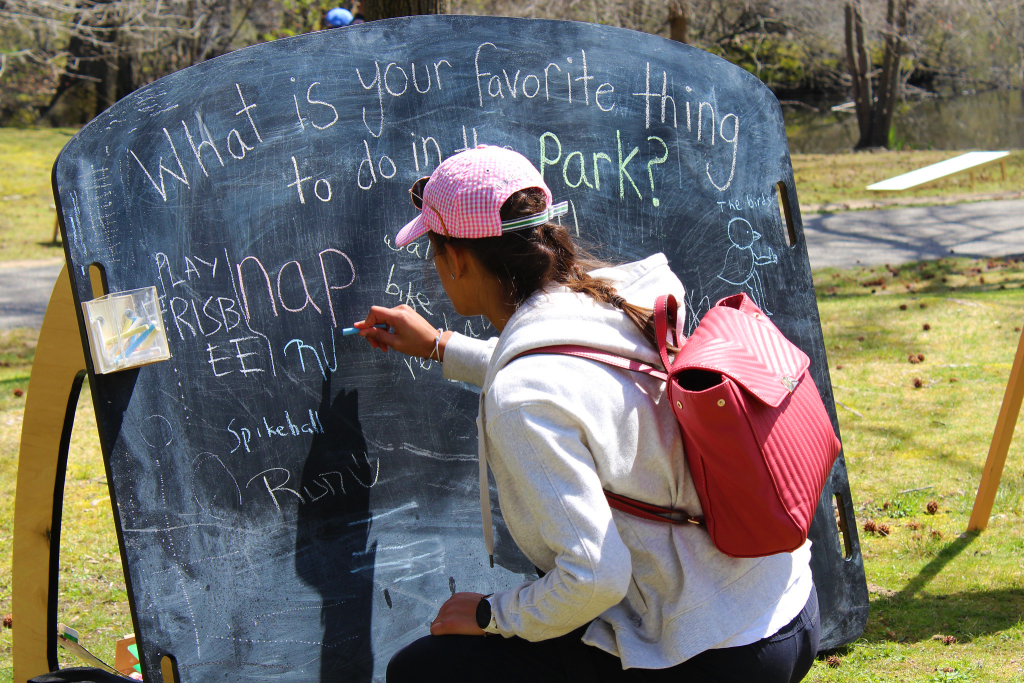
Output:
[354, 305, 452, 359]
[429, 592, 487, 636]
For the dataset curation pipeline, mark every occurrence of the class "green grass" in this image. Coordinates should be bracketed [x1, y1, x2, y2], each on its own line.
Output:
[792, 150, 1024, 211]
[808, 257, 1024, 681]
[0, 128, 78, 262]
[0, 257, 1023, 680]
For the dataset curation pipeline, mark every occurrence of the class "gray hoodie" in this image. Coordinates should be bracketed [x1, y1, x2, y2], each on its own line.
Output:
[443, 253, 811, 668]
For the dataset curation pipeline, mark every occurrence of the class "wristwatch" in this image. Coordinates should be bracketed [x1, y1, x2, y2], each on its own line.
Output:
[475, 595, 496, 632]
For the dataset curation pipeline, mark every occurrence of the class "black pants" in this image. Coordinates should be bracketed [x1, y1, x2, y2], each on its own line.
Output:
[388, 585, 820, 683]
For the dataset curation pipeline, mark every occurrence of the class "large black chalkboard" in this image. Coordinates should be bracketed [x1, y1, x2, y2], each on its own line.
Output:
[53, 16, 868, 682]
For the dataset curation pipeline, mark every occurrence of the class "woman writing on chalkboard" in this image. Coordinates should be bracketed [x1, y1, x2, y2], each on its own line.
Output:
[356, 146, 819, 682]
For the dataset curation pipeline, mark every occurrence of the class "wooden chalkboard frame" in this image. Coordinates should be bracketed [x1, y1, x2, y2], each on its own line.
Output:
[50, 15, 868, 682]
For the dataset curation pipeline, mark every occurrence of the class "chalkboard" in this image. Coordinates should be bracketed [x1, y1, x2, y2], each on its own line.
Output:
[53, 16, 868, 682]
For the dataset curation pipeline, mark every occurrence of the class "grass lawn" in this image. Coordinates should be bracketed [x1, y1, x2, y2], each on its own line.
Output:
[792, 151, 1024, 212]
[0, 128, 77, 262]
[0, 127, 1022, 263]
[1, 257, 1023, 681]
[807, 257, 1024, 682]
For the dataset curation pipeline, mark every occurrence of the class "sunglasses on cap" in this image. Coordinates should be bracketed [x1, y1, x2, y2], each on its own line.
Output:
[409, 176, 452, 238]
[408, 176, 570, 234]
[409, 176, 430, 210]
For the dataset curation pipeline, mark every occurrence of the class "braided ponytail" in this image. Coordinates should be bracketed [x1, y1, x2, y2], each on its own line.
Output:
[429, 189, 662, 349]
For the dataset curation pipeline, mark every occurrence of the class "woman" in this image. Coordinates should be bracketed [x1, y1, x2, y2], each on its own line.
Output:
[355, 146, 820, 682]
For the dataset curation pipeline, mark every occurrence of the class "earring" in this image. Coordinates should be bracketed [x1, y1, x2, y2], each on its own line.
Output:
[450, 274, 455, 280]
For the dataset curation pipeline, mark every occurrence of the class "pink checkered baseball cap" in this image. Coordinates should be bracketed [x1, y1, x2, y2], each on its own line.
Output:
[395, 145, 568, 248]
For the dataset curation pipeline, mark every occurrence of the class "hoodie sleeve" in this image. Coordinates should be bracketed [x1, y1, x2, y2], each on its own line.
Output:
[441, 333, 498, 388]
[485, 401, 633, 641]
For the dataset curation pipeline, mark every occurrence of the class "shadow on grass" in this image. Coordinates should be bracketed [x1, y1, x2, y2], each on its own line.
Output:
[895, 531, 976, 601]
[857, 533, 1024, 644]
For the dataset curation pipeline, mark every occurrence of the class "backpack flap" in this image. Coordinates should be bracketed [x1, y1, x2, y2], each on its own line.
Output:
[673, 295, 811, 408]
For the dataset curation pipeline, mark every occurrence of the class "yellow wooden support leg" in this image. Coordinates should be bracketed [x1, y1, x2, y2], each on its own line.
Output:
[968, 324, 1024, 532]
[12, 264, 88, 682]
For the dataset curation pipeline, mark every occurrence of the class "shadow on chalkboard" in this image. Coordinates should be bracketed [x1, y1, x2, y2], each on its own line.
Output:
[294, 374, 375, 682]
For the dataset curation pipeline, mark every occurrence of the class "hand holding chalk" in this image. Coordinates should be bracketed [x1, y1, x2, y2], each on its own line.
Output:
[354, 306, 451, 360]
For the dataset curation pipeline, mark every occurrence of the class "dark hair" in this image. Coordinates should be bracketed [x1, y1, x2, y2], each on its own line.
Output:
[428, 188, 662, 348]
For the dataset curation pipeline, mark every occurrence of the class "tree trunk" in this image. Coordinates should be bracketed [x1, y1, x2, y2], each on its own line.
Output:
[41, 0, 121, 121]
[869, 0, 911, 147]
[362, 0, 445, 21]
[845, 1, 872, 148]
[668, 0, 690, 44]
[846, 0, 911, 149]
[115, 52, 135, 102]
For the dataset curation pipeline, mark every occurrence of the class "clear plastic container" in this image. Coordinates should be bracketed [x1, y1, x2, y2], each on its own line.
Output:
[82, 286, 171, 374]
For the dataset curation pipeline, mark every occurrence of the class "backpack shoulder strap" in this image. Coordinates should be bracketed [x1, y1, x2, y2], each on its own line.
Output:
[605, 490, 703, 525]
[509, 344, 703, 527]
[512, 344, 668, 381]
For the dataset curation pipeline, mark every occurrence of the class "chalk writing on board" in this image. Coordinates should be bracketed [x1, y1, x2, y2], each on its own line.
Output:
[357, 59, 454, 138]
[384, 264, 433, 314]
[129, 84, 264, 201]
[292, 80, 339, 132]
[227, 409, 324, 453]
[401, 355, 436, 380]
[718, 217, 778, 314]
[245, 461, 379, 511]
[384, 234, 433, 261]
[126, 43, 748, 209]
[289, 156, 335, 204]
[154, 246, 358, 379]
[283, 334, 339, 380]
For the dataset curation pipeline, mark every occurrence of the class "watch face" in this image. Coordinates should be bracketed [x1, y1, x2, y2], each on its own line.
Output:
[476, 597, 492, 629]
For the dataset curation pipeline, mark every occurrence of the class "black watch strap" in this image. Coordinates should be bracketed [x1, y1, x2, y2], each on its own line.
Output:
[475, 596, 492, 630]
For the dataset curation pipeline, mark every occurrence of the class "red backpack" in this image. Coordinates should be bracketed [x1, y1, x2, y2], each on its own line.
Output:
[520, 293, 842, 558]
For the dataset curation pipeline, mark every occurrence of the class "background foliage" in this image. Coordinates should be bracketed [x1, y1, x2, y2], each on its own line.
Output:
[1, 0, 1022, 126]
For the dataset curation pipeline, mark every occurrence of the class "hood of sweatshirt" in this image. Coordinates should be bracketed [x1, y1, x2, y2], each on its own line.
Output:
[474, 253, 686, 563]
[481, 252, 686, 393]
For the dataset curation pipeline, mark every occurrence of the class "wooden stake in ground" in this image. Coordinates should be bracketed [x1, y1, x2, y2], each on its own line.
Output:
[968, 324, 1024, 531]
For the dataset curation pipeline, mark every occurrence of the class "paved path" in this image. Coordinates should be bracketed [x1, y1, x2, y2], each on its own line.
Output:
[803, 198, 1024, 269]
[1, 199, 1022, 329]
[0, 259, 64, 330]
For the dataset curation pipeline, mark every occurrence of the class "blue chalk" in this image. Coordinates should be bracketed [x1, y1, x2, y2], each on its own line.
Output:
[341, 323, 387, 336]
